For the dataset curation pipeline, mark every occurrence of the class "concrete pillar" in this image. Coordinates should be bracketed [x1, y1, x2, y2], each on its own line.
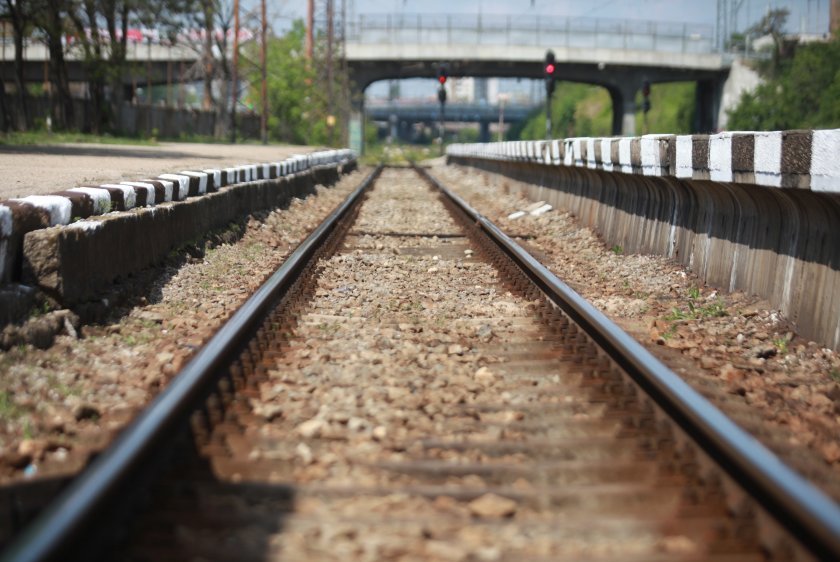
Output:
[348, 95, 365, 155]
[479, 120, 490, 142]
[608, 82, 638, 137]
[694, 79, 723, 133]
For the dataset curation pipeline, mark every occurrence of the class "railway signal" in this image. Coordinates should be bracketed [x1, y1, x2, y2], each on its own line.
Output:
[641, 80, 651, 134]
[544, 50, 556, 139]
[437, 65, 448, 154]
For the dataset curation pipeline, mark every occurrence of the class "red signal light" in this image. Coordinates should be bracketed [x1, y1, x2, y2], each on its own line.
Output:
[545, 63, 555, 75]
[438, 75, 447, 84]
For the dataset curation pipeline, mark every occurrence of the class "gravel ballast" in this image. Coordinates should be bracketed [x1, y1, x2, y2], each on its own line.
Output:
[0, 170, 363, 481]
[433, 163, 840, 501]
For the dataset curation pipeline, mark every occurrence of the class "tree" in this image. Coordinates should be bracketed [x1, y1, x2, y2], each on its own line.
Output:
[727, 34, 840, 130]
[2, 0, 31, 130]
[31, 0, 75, 130]
[247, 19, 342, 145]
[66, 0, 191, 133]
[746, 8, 793, 78]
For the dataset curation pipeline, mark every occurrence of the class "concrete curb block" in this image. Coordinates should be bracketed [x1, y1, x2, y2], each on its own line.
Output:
[16, 155, 355, 306]
[0, 149, 355, 286]
[448, 143, 840, 350]
[447, 129, 840, 191]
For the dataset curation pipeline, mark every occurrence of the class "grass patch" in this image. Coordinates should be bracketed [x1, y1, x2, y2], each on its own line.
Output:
[610, 245, 623, 255]
[0, 130, 159, 147]
[0, 391, 24, 421]
[664, 287, 728, 322]
[773, 337, 789, 355]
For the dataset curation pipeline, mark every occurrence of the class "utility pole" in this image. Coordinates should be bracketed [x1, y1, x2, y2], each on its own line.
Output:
[261, 0, 268, 144]
[231, 0, 240, 143]
[306, 0, 314, 60]
[327, 0, 335, 145]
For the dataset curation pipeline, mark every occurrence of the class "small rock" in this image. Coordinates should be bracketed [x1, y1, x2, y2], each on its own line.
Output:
[820, 441, 840, 464]
[448, 344, 465, 355]
[296, 418, 325, 438]
[156, 351, 174, 364]
[18, 439, 46, 459]
[296, 442, 314, 465]
[700, 356, 719, 370]
[474, 367, 495, 385]
[425, 540, 467, 561]
[372, 425, 388, 441]
[468, 493, 517, 518]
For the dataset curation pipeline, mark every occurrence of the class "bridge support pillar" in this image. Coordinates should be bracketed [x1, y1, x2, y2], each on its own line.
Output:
[694, 79, 723, 133]
[348, 95, 365, 155]
[608, 82, 639, 137]
[479, 120, 490, 143]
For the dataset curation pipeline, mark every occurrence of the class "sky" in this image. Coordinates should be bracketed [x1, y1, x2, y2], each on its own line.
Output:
[270, 0, 831, 35]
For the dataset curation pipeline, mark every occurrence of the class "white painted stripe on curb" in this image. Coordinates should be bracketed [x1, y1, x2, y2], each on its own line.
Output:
[811, 129, 840, 193]
[120, 182, 157, 206]
[67, 187, 112, 214]
[641, 136, 660, 176]
[0, 205, 12, 237]
[11, 195, 72, 226]
[675, 135, 693, 178]
[709, 133, 733, 182]
[179, 171, 208, 194]
[158, 174, 190, 200]
[141, 179, 174, 202]
[100, 184, 137, 209]
[600, 139, 613, 172]
[618, 138, 632, 174]
[754, 131, 782, 187]
[65, 219, 103, 232]
[203, 169, 222, 188]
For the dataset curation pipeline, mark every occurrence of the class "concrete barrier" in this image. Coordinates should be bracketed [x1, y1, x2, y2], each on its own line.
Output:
[447, 130, 840, 350]
[0, 149, 355, 307]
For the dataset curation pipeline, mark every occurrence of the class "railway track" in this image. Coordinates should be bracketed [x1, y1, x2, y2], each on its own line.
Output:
[2, 165, 840, 561]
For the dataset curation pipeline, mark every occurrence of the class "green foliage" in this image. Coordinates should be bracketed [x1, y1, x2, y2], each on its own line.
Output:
[637, 82, 696, 135]
[514, 81, 695, 140]
[514, 82, 611, 140]
[664, 288, 728, 321]
[246, 20, 347, 146]
[0, 391, 23, 421]
[728, 35, 840, 131]
[610, 245, 623, 255]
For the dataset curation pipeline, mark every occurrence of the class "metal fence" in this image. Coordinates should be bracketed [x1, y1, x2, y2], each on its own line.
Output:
[2, 96, 260, 139]
[347, 13, 717, 54]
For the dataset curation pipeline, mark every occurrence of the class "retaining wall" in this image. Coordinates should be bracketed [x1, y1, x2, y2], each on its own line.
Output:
[0, 149, 355, 314]
[447, 131, 840, 350]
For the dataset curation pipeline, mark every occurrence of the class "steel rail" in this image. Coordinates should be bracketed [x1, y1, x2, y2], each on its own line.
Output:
[0, 166, 382, 562]
[416, 165, 840, 561]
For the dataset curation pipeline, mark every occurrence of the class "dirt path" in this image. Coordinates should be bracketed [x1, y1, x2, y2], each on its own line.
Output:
[0, 142, 321, 200]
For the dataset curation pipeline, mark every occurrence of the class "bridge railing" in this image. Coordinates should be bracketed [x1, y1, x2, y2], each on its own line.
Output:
[347, 13, 716, 54]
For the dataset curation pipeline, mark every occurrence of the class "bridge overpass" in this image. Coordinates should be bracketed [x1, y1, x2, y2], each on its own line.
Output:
[365, 101, 538, 142]
[345, 13, 733, 148]
[1, 13, 737, 149]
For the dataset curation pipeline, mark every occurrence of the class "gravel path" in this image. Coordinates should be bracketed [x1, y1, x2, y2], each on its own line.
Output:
[0, 170, 361, 481]
[433, 163, 840, 502]
[0, 142, 318, 199]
